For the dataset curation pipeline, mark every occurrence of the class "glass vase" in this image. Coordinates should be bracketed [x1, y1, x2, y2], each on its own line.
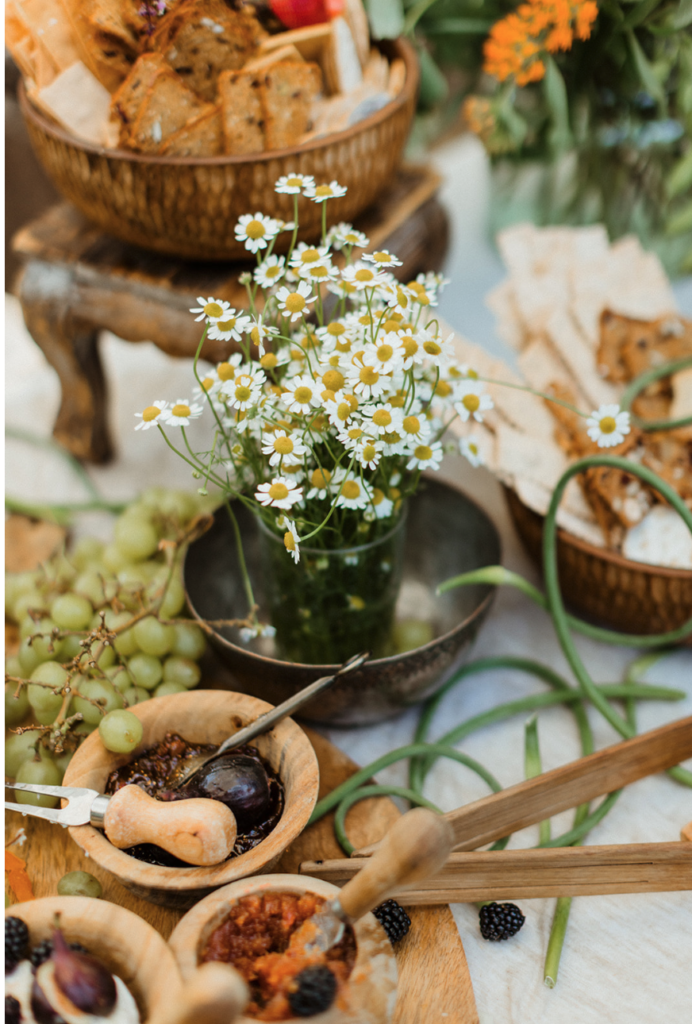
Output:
[255, 511, 407, 665]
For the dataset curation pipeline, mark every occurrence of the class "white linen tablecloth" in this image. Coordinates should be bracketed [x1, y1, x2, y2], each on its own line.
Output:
[5, 135, 692, 1022]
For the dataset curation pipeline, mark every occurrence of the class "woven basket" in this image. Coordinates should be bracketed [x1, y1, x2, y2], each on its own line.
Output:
[505, 487, 692, 640]
[19, 40, 418, 261]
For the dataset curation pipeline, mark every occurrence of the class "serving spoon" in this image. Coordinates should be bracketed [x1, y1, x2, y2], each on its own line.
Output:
[165, 650, 369, 791]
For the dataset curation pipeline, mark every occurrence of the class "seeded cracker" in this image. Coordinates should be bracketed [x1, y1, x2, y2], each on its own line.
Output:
[160, 106, 222, 156]
[260, 61, 322, 150]
[127, 66, 210, 152]
[110, 53, 170, 144]
[218, 69, 265, 155]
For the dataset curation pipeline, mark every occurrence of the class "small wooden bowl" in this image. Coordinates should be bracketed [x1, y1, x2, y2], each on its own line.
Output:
[18, 39, 418, 261]
[62, 690, 320, 909]
[505, 487, 692, 639]
[5, 896, 179, 1022]
[169, 874, 398, 1024]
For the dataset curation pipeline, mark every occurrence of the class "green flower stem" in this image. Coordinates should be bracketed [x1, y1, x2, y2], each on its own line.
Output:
[544, 896, 573, 988]
[620, 356, 692, 431]
[437, 566, 692, 647]
[334, 786, 442, 855]
[525, 716, 551, 844]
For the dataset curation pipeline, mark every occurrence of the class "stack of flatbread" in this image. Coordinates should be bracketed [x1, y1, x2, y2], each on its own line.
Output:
[6, 0, 406, 155]
[449, 224, 692, 570]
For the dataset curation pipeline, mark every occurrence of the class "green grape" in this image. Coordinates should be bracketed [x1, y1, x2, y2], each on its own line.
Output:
[73, 569, 118, 606]
[105, 666, 133, 694]
[24, 618, 64, 663]
[15, 757, 62, 808]
[98, 709, 143, 753]
[160, 577, 186, 618]
[13, 590, 48, 622]
[172, 622, 206, 661]
[79, 638, 116, 672]
[73, 721, 97, 736]
[133, 616, 175, 658]
[117, 565, 154, 611]
[19, 615, 40, 640]
[72, 678, 123, 725]
[5, 729, 44, 777]
[5, 572, 38, 616]
[71, 537, 105, 570]
[127, 653, 163, 690]
[60, 634, 83, 662]
[57, 871, 103, 899]
[123, 686, 150, 706]
[104, 609, 138, 658]
[55, 750, 73, 776]
[114, 517, 159, 562]
[5, 683, 30, 726]
[28, 662, 68, 714]
[34, 704, 69, 725]
[43, 552, 76, 587]
[51, 593, 93, 631]
[162, 656, 201, 690]
[102, 542, 131, 573]
[5, 655, 22, 677]
[154, 680, 187, 698]
[18, 636, 43, 676]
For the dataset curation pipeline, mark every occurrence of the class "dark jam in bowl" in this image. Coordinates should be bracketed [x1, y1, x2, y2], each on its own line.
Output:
[104, 733, 284, 867]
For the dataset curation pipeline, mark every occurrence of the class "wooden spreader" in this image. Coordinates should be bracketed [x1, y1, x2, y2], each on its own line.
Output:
[300, 716, 692, 902]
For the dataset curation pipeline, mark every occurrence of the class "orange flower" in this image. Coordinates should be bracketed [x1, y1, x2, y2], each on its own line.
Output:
[483, 0, 598, 85]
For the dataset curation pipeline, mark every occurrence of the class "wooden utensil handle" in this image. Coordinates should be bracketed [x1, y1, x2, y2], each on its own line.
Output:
[148, 963, 248, 1024]
[103, 786, 237, 866]
[338, 808, 453, 921]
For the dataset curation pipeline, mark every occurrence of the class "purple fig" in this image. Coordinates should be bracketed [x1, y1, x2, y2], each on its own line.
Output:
[179, 754, 272, 826]
[30, 978, 65, 1024]
[50, 928, 116, 1016]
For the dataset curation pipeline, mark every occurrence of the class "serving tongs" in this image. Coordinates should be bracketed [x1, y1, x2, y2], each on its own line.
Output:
[300, 715, 692, 901]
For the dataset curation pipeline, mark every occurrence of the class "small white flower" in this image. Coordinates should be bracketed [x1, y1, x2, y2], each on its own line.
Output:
[335, 474, 372, 510]
[586, 405, 631, 448]
[455, 380, 494, 423]
[248, 314, 280, 357]
[460, 436, 484, 467]
[354, 437, 383, 470]
[289, 243, 330, 270]
[347, 353, 390, 400]
[306, 465, 334, 499]
[276, 280, 315, 322]
[338, 424, 366, 451]
[235, 212, 280, 253]
[207, 309, 252, 343]
[254, 255, 286, 289]
[275, 173, 315, 195]
[303, 180, 348, 203]
[300, 261, 340, 285]
[223, 372, 264, 411]
[327, 223, 369, 250]
[400, 412, 431, 445]
[362, 249, 403, 269]
[255, 476, 303, 509]
[363, 336, 402, 375]
[134, 400, 168, 431]
[189, 296, 230, 323]
[282, 519, 301, 563]
[407, 441, 443, 471]
[193, 373, 220, 402]
[325, 392, 359, 428]
[417, 326, 455, 367]
[361, 402, 403, 437]
[341, 262, 388, 292]
[407, 279, 435, 307]
[261, 429, 307, 467]
[371, 487, 394, 519]
[164, 399, 204, 427]
[282, 374, 322, 415]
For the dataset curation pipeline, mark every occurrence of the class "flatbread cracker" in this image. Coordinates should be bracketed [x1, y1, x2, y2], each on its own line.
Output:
[218, 69, 264, 155]
[13, 0, 80, 73]
[160, 106, 222, 156]
[322, 16, 362, 94]
[36, 60, 111, 145]
[128, 67, 210, 152]
[260, 61, 322, 150]
[110, 53, 169, 142]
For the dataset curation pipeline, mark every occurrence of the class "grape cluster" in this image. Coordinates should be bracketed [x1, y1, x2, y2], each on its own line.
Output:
[5, 488, 212, 784]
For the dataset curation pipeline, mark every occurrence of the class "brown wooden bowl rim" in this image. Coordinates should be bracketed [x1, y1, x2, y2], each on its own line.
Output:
[62, 690, 320, 892]
[18, 37, 418, 167]
[505, 485, 692, 580]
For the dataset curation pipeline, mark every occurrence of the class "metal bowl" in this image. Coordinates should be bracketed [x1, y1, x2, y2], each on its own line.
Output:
[184, 478, 500, 726]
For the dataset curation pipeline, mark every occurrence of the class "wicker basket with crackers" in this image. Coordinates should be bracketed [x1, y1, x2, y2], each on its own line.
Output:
[7, 0, 417, 258]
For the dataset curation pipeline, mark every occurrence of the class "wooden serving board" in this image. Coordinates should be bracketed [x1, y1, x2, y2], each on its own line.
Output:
[6, 728, 478, 1024]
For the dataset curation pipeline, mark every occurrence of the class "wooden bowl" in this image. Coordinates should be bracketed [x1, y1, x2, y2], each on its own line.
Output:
[62, 690, 320, 909]
[5, 896, 179, 1022]
[505, 487, 692, 639]
[18, 39, 418, 261]
[169, 874, 398, 1024]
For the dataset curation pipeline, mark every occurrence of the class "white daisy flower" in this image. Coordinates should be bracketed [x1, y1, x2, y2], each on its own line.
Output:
[361, 402, 403, 436]
[300, 261, 340, 285]
[407, 279, 435, 307]
[455, 380, 494, 423]
[417, 326, 455, 367]
[380, 429, 408, 456]
[289, 243, 330, 270]
[327, 277, 363, 302]
[338, 424, 366, 451]
[306, 466, 333, 499]
[371, 487, 394, 519]
[586, 405, 631, 448]
[399, 413, 431, 445]
[134, 400, 168, 431]
[261, 429, 307, 467]
[247, 314, 280, 358]
[282, 519, 301, 563]
[341, 262, 388, 291]
[192, 373, 220, 402]
[362, 249, 403, 269]
[303, 180, 348, 203]
[347, 353, 390, 400]
[407, 441, 443, 471]
[276, 280, 315, 322]
[327, 223, 369, 250]
[460, 436, 485, 467]
[255, 476, 303, 509]
[223, 373, 264, 411]
[363, 336, 402, 375]
[207, 309, 252, 343]
[275, 173, 315, 195]
[335, 473, 372, 510]
[235, 213, 280, 253]
[354, 437, 383, 470]
[254, 255, 286, 289]
[325, 392, 359, 428]
[259, 348, 290, 373]
[165, 399, 204, 427]
[189, 296, 230, 324]
[282, 374, 322, 415]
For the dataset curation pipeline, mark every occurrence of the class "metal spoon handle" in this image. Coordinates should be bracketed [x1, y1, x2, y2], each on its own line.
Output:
[215, 651, 369, 756]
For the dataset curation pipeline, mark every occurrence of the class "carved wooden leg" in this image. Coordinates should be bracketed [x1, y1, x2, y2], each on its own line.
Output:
[16, 260, 114, 464]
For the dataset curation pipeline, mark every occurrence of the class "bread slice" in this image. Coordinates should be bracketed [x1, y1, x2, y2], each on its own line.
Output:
[322, 16, 362, 94]
[258, 23, 330, 62]
[60, 0, 143, 92]
[217, 69, 265, 155]
[110, 53, 169, 142]
[260, 61, 322, 150]
[160, 106, 222, 156]
[244, 44, 304, 73]
[127, 66, 210, 152]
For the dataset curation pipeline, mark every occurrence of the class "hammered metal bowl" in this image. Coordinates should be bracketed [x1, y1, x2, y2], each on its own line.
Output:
[184, 478, 501, 726]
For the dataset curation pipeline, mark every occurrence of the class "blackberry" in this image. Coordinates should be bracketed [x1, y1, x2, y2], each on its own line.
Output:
[30, 939, 88, 968]
[288, 965, 337, 1017]
[372, 900, 411, 944]
[5, 917, 29, 972]
[478, 902, 525, 941]
[5, 995, 22, 1024]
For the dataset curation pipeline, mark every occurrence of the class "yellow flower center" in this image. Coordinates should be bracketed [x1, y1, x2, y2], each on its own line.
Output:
[217, 362, 235, 381]
[342, 282, 357, 294]
[467, 369, 479, 379]
[285, 293, 306, 313]
[341, 480, 361, 500]
[359, 366, 379, 386]
[383, 319, 402, 333]
[200, 378, 214, 392]
[204, 302, 223, 318]
[373, 488, 384, 505]
[376, 344, 393, 363]
[335, 339, 352, 353]
[246, 219, 266, 239]
[337, 402, 351, 422]
[315, 185, 334, 197]
[142, 405, 161, 422]
[401, 337, 418, 358]
[415, 445, 432, 461]
[284, 531, 296, 552]
[250, 326, 262, 345]
[372, 409, 392, 427]
[320, 370, 342, 392]
[291, 348, 306, 361]
[260, 353, 278, 369]
[355, 268, 375, 283]
[217, 318, 237, 332]
[390, 394, 406, 408]
[300, 248, 321, 263]
[269, 482, 289, 501]
[383, 431, 402, 444]
[312, 415, 327, 432]
[344, 232, 359, 243]
[266, 265, 281, 278]
[309, 266, 329, 278]
[396, 287, 409, 308]
[172, 404, 191, 418]
[468, 442, 479, 456]
[347, 428, 363, 440]
[424, 340, 442, 356]
[274, 436, 294, 455]
[403, 416, 420, 435]
[327, 322, 345, 336]
[286, 176, 303, 187]
[311, 468, 332, 488]
[359, 315, 374, 326]
[463, 394, 480, 413]
[373, 251, 391, 263]
[362, 444, 377, 461]
[435, 381, 452, 397]
[348, 595, 365, 610]
[321, 389, 336, 402]
[293, 386, 313, 404]
[235, 385, 252, 403]
[600, 416, 617, 434]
